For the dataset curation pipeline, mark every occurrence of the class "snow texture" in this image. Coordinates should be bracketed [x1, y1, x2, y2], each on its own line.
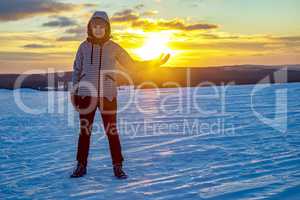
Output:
[0, 83, 300, 199]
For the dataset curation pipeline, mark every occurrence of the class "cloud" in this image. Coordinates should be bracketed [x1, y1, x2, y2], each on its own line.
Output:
[0, 51, 47, 61]
[183, 23, 218, 31]
[0, 0, 82, 22]
[82, 3, 98, 8]
[23, 44, 55, 49]
[273, 36, 300, 42]
[134, 4, 145, 10]
[131, 18, 218, 31]
[65, 26, 85, 35]
[199, 33, 240, 40]
[197, 33, 300, 47]
[169, 37, 287, 52]
[56, 36, 81, 42]
[42, 16, 77, 27]
[0, 32, 50, 42]
[141, 10, 158, 17]
[56, 26, 86, 42]
[111, 9, 139, 22]
[111, 8, 218, 31]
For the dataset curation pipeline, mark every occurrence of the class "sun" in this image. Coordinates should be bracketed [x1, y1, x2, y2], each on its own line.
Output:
[135, 32, 175, 60]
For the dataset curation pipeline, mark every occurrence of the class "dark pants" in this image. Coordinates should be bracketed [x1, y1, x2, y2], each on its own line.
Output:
[75, 95, 124, 167]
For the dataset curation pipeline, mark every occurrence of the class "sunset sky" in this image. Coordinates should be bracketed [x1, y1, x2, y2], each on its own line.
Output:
[0, 0, 299, 74]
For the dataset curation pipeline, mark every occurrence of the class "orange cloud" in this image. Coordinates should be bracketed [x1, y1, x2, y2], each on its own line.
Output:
[111, 8, 218, 32]
[130, 18, 218, 31]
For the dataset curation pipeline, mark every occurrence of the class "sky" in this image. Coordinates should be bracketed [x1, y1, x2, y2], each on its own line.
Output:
[0, 0, 299, 74]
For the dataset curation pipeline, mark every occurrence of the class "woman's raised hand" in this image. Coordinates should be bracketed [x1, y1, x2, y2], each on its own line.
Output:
[153, 53, 171, 67]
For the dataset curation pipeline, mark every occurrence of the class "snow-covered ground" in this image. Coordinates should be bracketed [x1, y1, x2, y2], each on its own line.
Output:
[1, 83, 300, 199]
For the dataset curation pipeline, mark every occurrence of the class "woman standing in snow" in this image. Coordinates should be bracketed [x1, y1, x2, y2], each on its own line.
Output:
[70, 11, 170, 179]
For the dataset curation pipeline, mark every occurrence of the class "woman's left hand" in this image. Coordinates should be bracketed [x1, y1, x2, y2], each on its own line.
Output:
[153, 53, 170, 67]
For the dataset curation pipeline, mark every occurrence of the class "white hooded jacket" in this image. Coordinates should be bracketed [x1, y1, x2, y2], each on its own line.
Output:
[72, 11, 138, 101]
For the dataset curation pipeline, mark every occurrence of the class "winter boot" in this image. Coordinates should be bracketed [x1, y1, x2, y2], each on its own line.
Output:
[70, 162, 87, 178]
[113, 164, 127, 179]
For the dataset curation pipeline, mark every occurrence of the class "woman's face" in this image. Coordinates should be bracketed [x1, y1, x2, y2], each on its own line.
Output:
[90, 18, 106, 39]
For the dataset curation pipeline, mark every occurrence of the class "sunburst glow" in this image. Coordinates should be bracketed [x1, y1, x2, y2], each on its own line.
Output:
[135, 32, 175, 60]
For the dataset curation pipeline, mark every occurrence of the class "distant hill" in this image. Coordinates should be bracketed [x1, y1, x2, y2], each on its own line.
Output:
[0, 64, 299, 90]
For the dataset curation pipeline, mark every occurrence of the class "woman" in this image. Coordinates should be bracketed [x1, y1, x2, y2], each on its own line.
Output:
[70, 11, 170, 179]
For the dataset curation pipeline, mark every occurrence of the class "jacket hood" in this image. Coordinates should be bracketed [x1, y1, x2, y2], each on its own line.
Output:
[90, 11, 110, 24]
[87, 11, 111, 43]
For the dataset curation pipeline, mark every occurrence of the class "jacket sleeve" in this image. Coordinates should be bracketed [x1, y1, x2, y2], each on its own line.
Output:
[71, 44, 83, 93]
[115, 43, 136, 69]
[114, 42, 159, 84]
